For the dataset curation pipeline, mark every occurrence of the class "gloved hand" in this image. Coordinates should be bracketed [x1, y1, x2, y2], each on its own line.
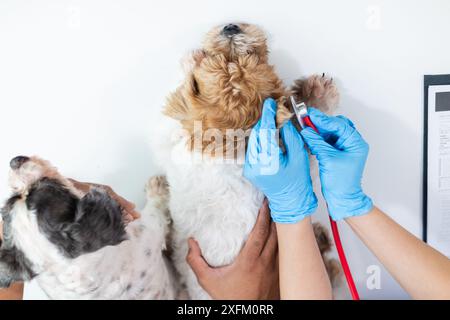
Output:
[300, 108, 373, 221]
[244, 98, 317, 223]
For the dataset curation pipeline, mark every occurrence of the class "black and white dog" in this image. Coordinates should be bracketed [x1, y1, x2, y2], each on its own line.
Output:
[0, 156, 177, 299]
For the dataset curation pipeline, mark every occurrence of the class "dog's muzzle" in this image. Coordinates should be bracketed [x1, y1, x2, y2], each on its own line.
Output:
[222, 24, 241, 37]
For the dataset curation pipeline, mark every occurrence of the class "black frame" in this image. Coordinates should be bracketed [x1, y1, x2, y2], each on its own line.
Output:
[423, 74, 450, 242]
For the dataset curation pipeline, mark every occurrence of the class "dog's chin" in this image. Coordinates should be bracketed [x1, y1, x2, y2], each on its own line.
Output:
[207, 40, 265, 61]
[204, 32, 266, 61]
[8, 168, 47, 195]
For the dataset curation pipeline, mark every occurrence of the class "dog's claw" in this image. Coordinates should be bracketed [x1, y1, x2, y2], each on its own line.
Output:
[322, 72, 325, 78]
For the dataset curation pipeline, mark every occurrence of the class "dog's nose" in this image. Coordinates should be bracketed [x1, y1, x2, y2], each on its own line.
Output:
[10, 156, 30, 170]
[222, 24, 241, 37]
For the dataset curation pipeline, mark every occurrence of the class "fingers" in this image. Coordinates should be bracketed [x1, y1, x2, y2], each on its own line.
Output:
[259, 99, 279, 156]
[244, 98, 281, 177]
[245, 120, 261, 167]
[261, 222, 278, 262]
[307, 107, 328, 118]
[97, 185, 140, 221]
[336, 115, 355, 128]
[186, 238, 211, 280]
[112, 194, 133, 209]
[306, 109, 363, 153]
[340, 129, 370, 154]
[308, 108, 353, 141]
[109, 194, 135, 221]
[301, 128, 335, 156]
[81, 181, 140, 221]
[280, 120, 304, 157]
[259, 127, 280, 164]
[260, 98, 277, 129]
[113, 194, 141, 220]
[242, 199, 271, 260]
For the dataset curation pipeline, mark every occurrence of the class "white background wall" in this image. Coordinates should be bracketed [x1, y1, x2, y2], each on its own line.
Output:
[0, 0, 449, 299]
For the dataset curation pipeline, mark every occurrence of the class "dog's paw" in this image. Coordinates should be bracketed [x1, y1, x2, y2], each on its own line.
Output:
[291, 73, 339, 114]
[146, 175, 169, 199]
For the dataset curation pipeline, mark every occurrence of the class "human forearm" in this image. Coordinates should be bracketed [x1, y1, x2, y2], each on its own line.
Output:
[300, 109, 450, 299]
[276, 217, 332, 300]
[0, 283, 23, 300]
[346, 206, 450, 299]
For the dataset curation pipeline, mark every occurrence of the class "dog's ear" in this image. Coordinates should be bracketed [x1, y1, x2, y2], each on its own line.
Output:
[164, 87, 191, 121]
[70, 188, 127, 256]
[26, 179, 127, 258]
[0, 248, 35, 288]
[181, 49, 206, 74]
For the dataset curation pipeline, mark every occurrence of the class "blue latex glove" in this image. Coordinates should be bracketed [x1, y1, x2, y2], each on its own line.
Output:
[300, 108, 373, 221]
[244, 98, 317, 223]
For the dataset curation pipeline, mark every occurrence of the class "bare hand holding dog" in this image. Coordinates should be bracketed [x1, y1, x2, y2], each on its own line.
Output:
[186, 200, 279, 300]
[69, 179, 140, 222]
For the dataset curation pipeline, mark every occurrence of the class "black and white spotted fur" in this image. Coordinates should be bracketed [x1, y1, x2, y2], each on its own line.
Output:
[0, 156, 176, 299]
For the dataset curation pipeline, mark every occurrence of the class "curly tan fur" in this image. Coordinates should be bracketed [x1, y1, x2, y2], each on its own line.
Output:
[164, 23, 291, 155]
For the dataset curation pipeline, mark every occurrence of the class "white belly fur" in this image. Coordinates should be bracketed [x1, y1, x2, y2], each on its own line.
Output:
[151, 115, 264, 299]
